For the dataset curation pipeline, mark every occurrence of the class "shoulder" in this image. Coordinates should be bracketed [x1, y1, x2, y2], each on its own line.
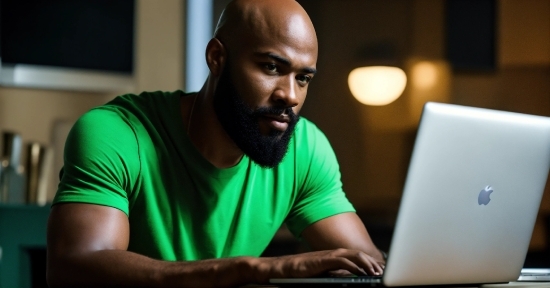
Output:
[294, 117, 323, 135]
[65, 107, 140, 170]
[294, 117, 327, 141]
[292, 117, 334, 157]
[286, 117, 341, 188]
[72, 106, 136, 142]
[106, 90, 185, 115]
[65, 98, 150, 169]
[73, 90, 186, 138]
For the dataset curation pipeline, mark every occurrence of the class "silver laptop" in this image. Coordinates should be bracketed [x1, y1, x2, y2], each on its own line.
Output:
[271, 102, 550, 286]
[518, 268, 550, 282]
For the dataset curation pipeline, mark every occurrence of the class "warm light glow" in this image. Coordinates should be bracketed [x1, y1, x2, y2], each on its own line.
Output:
[406, 59, 451, 123]
[348, 66, 407, 106]
[411, 61, 438, 89]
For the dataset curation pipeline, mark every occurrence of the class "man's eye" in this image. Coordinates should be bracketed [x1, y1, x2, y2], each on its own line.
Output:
[265, 63, 277, 72]
[296, 75, 312, 85]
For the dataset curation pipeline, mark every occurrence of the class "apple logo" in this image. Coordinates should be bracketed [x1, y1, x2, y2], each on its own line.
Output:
[478, 185, 493, 205]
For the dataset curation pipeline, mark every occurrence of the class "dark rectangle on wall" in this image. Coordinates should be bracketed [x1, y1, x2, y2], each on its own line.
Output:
[1, 0, 135, 73]
[446, 0, 496, 71]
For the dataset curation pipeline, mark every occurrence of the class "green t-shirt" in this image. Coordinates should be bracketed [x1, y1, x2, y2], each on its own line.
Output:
[53, 90, 355, 261]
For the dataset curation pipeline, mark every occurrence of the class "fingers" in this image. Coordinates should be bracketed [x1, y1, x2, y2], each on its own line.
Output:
[263, 249, 385, 281]
[327, 269, 354, 277]
[328, 249, 384, 276]
[362, 254, 384, 276]
[327, 257, 368, 277]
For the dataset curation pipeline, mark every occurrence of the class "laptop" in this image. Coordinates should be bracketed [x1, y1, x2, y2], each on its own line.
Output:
[518, 268, 550, 282]
[271, 102, 550, 286]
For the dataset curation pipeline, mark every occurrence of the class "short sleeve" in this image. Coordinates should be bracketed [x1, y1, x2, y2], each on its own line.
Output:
[285, 120, 356, 236]
[53, 107, 140, 216]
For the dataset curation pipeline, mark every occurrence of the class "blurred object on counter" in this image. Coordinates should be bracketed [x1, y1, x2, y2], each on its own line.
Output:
[25, 142, 52, 206]
[0, 131, 26, 204]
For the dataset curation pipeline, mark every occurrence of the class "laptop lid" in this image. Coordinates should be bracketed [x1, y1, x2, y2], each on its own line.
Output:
[270, 102, 550, 287]
[383, 102, 550, 286]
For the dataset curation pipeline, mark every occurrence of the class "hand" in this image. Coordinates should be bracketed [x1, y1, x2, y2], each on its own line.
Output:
[253, 248, 385, 283]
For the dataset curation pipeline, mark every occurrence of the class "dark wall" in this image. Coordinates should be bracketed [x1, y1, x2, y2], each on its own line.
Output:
[297, 0, 415, 217]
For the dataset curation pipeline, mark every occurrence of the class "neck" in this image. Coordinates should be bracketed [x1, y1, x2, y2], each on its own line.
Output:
[182, 81, 244, 168]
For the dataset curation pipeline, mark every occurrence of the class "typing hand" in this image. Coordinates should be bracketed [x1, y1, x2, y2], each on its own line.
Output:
[253, 248, 384, 283]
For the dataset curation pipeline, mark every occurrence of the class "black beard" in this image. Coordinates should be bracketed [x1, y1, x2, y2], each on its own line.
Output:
[212, 63, 300, 168]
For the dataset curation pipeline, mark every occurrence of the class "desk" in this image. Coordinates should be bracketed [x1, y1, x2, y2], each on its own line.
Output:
[483, 283, 550, 287]
[245, 284, 549, 288]
[244, 282, 550, 288]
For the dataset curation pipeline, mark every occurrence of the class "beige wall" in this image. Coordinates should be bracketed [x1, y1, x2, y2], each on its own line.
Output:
[135, 0, 185, 93]
[0, 0, 185, 201]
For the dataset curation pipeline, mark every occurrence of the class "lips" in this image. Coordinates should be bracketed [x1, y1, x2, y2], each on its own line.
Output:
[261, 114, 290, 132]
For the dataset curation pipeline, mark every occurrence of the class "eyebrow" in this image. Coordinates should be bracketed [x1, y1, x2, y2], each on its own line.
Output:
[258, 52, 317, 75]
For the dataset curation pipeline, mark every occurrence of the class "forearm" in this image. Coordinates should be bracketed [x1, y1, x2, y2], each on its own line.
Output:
[47, 248, 383, 288]
[301, 212, 387, 266]
[47, 250, 257, 288]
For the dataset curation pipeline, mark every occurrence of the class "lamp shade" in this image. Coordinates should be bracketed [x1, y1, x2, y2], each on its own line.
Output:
[348, 66, 407, 106]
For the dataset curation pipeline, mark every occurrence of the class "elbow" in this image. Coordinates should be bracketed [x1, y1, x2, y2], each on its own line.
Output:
[46, 259, 64, 288]
[47, 253, 76, 288]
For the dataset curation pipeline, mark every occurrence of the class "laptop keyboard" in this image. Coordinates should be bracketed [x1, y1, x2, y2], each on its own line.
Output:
[330, 275, 383, 283]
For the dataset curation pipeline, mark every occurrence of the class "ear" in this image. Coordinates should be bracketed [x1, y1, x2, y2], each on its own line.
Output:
[205, 38, 226, 77]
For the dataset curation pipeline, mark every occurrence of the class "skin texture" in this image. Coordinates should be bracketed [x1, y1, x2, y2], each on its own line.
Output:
[47, 0, 385, 287]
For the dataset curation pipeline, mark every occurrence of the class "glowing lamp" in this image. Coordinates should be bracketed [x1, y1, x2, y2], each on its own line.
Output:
[348, 66, 407, 106]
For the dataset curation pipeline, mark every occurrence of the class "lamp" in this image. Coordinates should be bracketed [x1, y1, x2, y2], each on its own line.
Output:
[407, 59, 451, 122]
[348, 66, 407, 106]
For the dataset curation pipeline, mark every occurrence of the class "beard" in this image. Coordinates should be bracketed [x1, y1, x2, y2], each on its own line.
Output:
[212, 62, 300, 168]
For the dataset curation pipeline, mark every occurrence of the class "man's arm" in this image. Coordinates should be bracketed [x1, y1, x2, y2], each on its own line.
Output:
[301, 212, 386, 270]
[47, 203, 383, 288]
[47, 203, 253, 287]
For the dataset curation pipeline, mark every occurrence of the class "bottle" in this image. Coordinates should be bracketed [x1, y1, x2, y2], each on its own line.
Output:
[0, 131, 26, 204]
[26, 142, 50, 206]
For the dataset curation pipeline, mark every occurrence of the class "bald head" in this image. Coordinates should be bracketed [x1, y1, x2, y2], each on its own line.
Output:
[214, 0, 317, 57]
[201, 0, 319, 167]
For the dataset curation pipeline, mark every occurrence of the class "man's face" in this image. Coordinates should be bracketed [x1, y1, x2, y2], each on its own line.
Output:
[212, 10, 318, 168]
[213, 57, 300, 168]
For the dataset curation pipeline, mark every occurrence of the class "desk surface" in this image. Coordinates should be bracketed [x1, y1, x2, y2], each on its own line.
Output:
[483, 283, 550, 287]
[244, 282, 550, 288]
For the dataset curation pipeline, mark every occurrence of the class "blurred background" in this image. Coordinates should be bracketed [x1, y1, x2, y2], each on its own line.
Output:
[0, 0, 549, 287]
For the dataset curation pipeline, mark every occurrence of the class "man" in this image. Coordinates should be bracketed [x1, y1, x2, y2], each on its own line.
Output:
[47, 0, 385, 287]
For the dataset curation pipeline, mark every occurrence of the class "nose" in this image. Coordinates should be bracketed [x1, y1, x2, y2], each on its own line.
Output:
[271, 75, 300, 108]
